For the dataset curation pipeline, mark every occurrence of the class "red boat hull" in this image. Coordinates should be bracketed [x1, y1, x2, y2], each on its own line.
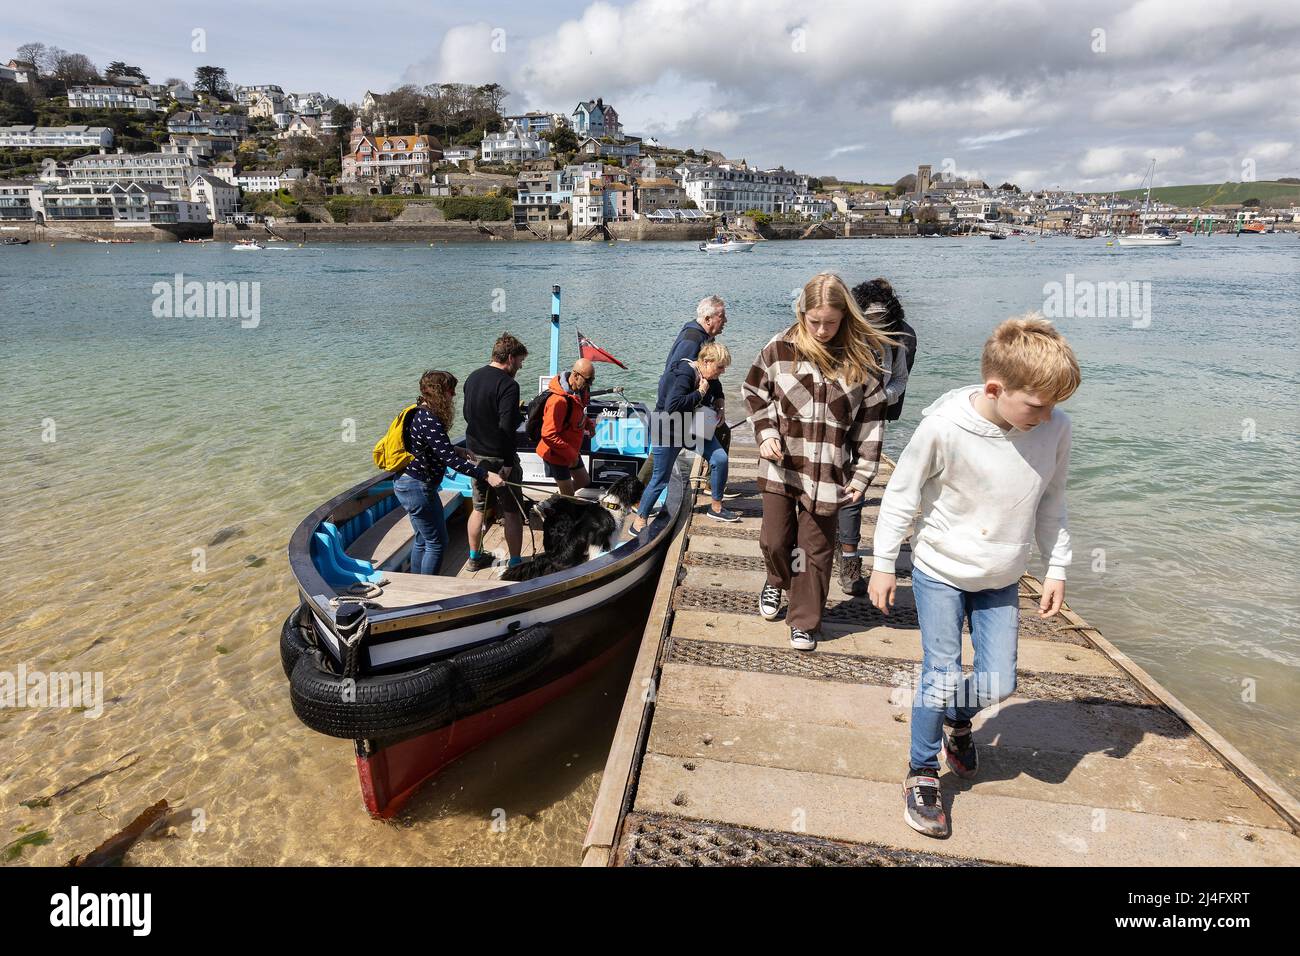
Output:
[355, 629, 635, 818]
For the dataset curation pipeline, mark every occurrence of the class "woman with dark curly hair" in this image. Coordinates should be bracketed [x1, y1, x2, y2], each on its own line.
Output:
[834, 278, 920, 597]
[394, 370, 505, 575]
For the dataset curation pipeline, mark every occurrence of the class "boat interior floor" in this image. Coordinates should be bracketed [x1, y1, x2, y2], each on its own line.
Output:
[342, 485, 609, 607]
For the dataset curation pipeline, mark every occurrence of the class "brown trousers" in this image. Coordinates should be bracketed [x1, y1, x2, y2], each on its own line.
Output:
[759, 491, 837, 632]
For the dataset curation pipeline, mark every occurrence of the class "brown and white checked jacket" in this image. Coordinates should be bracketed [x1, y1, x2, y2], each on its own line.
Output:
[742, 330, 887, 516]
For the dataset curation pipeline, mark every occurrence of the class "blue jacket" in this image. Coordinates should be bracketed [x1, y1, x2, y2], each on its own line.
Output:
[663, 320, 713, 372]
[653, 358, 723, 447]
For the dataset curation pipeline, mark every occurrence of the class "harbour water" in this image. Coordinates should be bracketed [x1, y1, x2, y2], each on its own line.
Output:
[1, 234, 1297, 865]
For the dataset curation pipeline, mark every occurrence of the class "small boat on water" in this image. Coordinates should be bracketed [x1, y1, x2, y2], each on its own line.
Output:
[280, 290, 690, 817]
[1117, 159, 1182, 247]
[94, 237, 134, 244]
[181, 238, 213, 244]
[988, 233, 1007, 240]
[1239, 222, 1272, 234]
[1, 237, 30, 245]
[232, 240, 264, 251]
[1117, 226, 1182, 247]
[699, 233, 756, 253]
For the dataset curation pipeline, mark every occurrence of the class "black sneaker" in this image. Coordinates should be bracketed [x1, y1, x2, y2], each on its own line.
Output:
[789, 626, 817, 651]
[466, 552, 495, 572]
[903, 768, 949, 838]
[943, 718, 979, 779]
[758, 584, 782, 620]
[706, 506, 741, 522]
[721, 487, 743, 500]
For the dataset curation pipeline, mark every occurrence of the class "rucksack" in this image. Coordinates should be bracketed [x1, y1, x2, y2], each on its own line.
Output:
[525, 390, 576, 444]
[372, 403, 418, 470]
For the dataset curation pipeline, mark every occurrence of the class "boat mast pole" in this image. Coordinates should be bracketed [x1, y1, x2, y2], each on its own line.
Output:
[550, 285, 561, 380]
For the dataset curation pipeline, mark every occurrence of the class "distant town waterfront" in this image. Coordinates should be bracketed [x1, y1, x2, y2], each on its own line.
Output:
[1, 235, 1296, 865]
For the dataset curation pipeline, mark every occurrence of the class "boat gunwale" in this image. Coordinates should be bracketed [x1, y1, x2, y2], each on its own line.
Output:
[289, 452, 689, 639]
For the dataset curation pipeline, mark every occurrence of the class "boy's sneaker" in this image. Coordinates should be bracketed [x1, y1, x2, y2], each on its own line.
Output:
[942, 718, 979, 779]
[837, 551, 867, 597]
[789, 626, 817, 651]
[466, 552, 495, 572]
[706, 506, 741, 522]
[902, 768, 950, 839]
[758, 584, 783, 620]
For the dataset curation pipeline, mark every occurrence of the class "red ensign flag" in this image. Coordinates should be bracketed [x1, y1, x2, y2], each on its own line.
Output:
[576, 330, 628, 369]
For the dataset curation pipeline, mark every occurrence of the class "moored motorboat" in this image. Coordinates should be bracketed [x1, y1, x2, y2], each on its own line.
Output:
[699, 234, 756, 253]
[1, 237, 30, 245]
[1117, 226, 1182, 247]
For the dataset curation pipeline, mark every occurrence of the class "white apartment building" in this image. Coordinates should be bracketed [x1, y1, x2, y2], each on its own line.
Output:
[0, 179, 36, 219]
[480, 129, 551, 164]
[37, 181, 202, 224]
[67, 85, 160, 111]
[236, 169, 286, 192]
[67, 151, 196, 194]
[0, 125, 114, 149]
[236, 84, 284, 107]
[572, 172, 604, 228]
[680, 163, 809, 214]
[188, 171, 241, 221]
[443, 147, 477, 164]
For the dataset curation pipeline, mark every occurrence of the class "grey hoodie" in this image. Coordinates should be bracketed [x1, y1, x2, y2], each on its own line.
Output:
[871, 385, 1072, 591]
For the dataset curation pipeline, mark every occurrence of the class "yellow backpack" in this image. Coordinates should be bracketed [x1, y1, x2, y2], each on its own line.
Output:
[372, 404, 418, 471]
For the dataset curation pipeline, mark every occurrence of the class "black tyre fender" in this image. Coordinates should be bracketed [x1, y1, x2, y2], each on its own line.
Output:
[288, 654, 454, 740]
[449, 624, 553, 713]
[280, 604, 317, 680]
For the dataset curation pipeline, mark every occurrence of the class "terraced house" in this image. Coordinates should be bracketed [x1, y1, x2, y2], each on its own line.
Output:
[342, 122, 440, 181]
[680, 162, 809, 215]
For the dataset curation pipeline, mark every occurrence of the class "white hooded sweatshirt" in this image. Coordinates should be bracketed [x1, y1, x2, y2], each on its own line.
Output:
[871, 385, 1072, 591]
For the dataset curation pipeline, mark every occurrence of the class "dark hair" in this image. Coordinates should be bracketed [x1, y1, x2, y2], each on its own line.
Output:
[492, 333, 529, 363]
[419, 370, 457, 428]
[850, 278, 905, 332]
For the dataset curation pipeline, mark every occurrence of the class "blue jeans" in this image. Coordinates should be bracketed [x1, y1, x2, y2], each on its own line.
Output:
[635, 437, 728, 517]
[393, 474, 448, 575]
[909, 566, 1020, 771]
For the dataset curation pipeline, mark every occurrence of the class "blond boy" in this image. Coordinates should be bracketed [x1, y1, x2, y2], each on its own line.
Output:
[868, 315, 1081, 838]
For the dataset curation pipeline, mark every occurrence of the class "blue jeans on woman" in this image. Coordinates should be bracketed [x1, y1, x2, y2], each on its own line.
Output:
[635, 437, 728, 519]
[393, 474, 448, 575]
[909, 566, 1020, 771]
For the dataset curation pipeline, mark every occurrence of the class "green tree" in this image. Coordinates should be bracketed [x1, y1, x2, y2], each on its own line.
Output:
[193, 65, 229, 99]
[543, 125, 578, 154]
[105, 61, 148, 82]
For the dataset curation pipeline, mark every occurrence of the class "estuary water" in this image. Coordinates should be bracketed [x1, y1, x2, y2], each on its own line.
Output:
[1, 233, 1297, 864]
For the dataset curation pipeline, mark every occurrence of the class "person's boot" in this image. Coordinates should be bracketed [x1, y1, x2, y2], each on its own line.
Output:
[838, 550, 867, 597]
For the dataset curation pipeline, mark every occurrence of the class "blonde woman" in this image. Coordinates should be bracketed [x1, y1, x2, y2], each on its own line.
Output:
[743, 273, 894, 649]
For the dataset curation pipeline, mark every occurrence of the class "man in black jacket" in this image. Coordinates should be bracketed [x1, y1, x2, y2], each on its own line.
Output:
[463, 333, 529, 571]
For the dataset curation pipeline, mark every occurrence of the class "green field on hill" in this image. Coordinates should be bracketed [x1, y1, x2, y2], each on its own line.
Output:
[1107, 181, 1300, 207]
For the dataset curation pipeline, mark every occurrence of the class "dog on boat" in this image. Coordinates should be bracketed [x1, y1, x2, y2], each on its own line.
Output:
[500, 475, 644, 581]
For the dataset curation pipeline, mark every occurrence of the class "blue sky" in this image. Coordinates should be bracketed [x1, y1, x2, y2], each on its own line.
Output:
[5, 0, 1297, 190]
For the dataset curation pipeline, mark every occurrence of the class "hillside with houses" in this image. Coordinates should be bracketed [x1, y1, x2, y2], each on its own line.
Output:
[1, 44, 1296, 239]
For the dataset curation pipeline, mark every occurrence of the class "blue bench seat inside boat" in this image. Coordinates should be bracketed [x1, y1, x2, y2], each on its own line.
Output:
[345, 490, 463, 569]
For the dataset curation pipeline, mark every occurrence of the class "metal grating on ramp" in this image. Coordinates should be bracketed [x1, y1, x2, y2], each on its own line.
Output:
[666, 638, 1155, 706]
[617, 812, 1000, 866]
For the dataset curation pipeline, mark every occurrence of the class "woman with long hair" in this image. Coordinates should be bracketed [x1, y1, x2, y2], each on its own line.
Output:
[742, 273, 895, 650]
[394, 370, 505, 575]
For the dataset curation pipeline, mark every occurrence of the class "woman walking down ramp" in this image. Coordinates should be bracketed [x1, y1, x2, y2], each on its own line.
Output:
[742, 273, 893, 650]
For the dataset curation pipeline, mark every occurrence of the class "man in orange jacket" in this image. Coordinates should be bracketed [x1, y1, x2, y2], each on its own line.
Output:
[538, 358, 596, 497]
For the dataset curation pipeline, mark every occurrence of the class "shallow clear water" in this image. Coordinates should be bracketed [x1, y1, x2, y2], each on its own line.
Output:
[1, 234, 1297, 864]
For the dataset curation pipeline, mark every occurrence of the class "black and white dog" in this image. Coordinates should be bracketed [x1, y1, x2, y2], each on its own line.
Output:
[500, 475, 644, 581]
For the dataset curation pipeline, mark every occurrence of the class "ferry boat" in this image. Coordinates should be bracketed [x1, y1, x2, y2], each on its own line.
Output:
[279, 289, 691, 817]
